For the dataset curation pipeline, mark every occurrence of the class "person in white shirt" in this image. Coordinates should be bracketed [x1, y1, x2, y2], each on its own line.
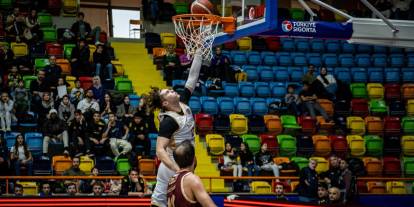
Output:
[0, 92, 14, 132]
[317, 67, 337, 97]
[10, 134, 33, 175]
[77, 89, 100, 114]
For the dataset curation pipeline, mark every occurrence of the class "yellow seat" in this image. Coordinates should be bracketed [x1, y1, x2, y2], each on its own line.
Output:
[312, 135, 331, 156]
[16, 181, 38, 195]
[66, 76, 76, 90]
[229, 114, 248, 135]
[407, 99, 414, 116]
[11, 42, 28, 57]
[402, 135, 414, 156]
[386, 181, 407, 194]
[367, 83, 384, 100]
[205, 134, 225, 155]
[52, 155, 72, 175]
[317, 99, 334, 117]
[237, 37, 252, 50]
[138, 159, 156, 176]
[111, 60, 125, 76]
[290, 181, 300, 192]
[346, 135, 366, 157]
[160, 32, 176, 47]
[364, 116, 383, 135]
[367, 181, 386, 193]
[88, 44, 96, 63]
[79, 155, 94, 175]
[347, 116, 366, 135]
[263, 115, 282, 134]
[362, 157, 382, 176]
[310, 157, 329, 174]
[57, 58, 71, 75]
[251, 181, 272, 194]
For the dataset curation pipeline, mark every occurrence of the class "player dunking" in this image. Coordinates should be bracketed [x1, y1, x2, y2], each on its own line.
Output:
[167, 140, 216, 207]
[147, 51, 202, 207]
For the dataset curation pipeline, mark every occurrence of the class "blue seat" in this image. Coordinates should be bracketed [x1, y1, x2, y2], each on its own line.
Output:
[148, 133, 158, 156]
[5, 132, 20, 150]
[262, 53, 277, 66]
[355, 54, 371, 67]
[311, 39, 324, 52]
[325, 40, 340, 53]
[172, 79, 186, 94]
[217, 97, 235, 115]
[224, 83, 239, 97]
[270, 82, 286, 98]
[389, 54, 404, 67]
[281, 38, 295, 51]
[255, 82, 271, 98]
[243, 65, 259, 81]
[259, 66, 274, 81]
[234, 97, 252, 115]
[372, 54, 388, 67]
[201, 96, 218, 115]
[239, 82, 255, 97]
[334, 67, 351, 83]
[296, 40, 310, 52]
[339, 54, 354, 67]
[389, 47, 404, 54]
[324, 55, 338, 67]
[294, 55, 308, 66]
[373, 46, 387, 53]
[260, 51, 275, 58]
[289, 67, 304, 82]
[357, 44, 372, 53]
[248, 53, 262, 65]
[308, 56, 322, 67]
[95, 156, 116, 175]
[407, 56, 414, 67]
[367, 67, 384, 83]
[273, 66, 289, 82]
[221, 50, 230, 57]
[25, 132, 43, 156]
[232, 53, 247, 65]
[189, 96, 202, 114]
[251, 98, 268, 115]
[384, 67, 400, 83]
[33, 157, 52, 175]
[342, 42, 355, 53]
[402, 68, 414, 83]
[351, 67, 368, 82]
[278, 54, 292, 66]
[129, 94, 140, 108]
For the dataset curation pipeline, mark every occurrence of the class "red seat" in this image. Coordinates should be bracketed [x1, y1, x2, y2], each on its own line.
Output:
[176, 36, 185, 48]
[329, 135, 348, 159]
[223, 41, 237, 50]
[265, 37, 281, 52]
[383, 157, 402, 176]
[46, 43, 63, 57]
[79, 76, 93, 90]
[383, 116, 401, 135]
[351, 99, 369, 117]
[259, 134, 278, 154]
[384, 83, 401, 101]
[297, 116, 316, 134]
[194, 113, 213, 136]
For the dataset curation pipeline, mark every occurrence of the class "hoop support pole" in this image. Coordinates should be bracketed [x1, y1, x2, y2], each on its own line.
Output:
[298, 0, 317, 21]
[359, 0, 399, 33]
[310, 0, 353, 20]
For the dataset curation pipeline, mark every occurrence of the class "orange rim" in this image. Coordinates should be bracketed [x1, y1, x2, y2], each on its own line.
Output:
[173, 14, 222, 27]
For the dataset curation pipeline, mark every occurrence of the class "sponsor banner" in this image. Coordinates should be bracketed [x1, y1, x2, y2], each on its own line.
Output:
[261, 20, 353, 39]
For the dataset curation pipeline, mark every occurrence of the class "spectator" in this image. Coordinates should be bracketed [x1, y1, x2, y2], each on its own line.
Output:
[90, 181, 106, 196]
[136, 94, 157, 133]
[284, 84, 300, 116]
[275, 182, 288, 201]
[77, 89, 100, 119]
[109, 179, 122, 195]
[5, 7, 25, 42]
[70, 79, 84, 106]
[43, 56, 62, 87]
[39, 182, 53, 197]
[91, 76, 105, 103]
[210, 47, 233, 82]
[68, 110, 89, 157]
[10, 134, 33, 176]
[392, 0, 411, 19]
[30, 70, 51, 104]
[14, 184, 24, 196]
[8, 65, 21, 91]
[93, 43, 113, 81]
[0, 136, 9, 176]
[373, 0, 393, 18]
[87, 167, 101, 193]
[87, 112, 106, 156]
[317, 67, 337, 98]
[0, 44, 15, 77]
[56, 77, 68, 99]
[63, 156, 85, 176]
[318, 182, 329, 204]
[58, 95, 75, 124]
[297, 159, 318, 203]
[100, 92, 115, 120]
[25, 9, 41, 41]
[220, 142, 242, 178]
[254, 143, 280, 178]
[42, 109, 69, 157]
[299, 82, 332, 122]
[116, 95, 136, 123]
[70, 39, 91, 77]
[120, 169, 147, 197]
[328, 187, 342, 204]
[339, 159, 353, 202]
[128, 112, 150, 156]
[12, 79, 29, 115]
[302, 64, 316, 85]
[238, 142, 257, 177]
[179, 48, 192, 78]
[66, 182, 78, 196]
[163, 45, 180, 86]
[322, 155, 342, 188]
[34, 92, 54, 125]
[71, 12, 101, 43]
[0, 92, 15, 132]
[102, 112, 131, 157]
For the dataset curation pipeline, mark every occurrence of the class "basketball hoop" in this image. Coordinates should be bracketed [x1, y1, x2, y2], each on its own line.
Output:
[173, 14, 235, 60]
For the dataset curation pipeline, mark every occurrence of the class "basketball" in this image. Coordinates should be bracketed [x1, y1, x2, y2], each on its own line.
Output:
[191, 0, 214, 14]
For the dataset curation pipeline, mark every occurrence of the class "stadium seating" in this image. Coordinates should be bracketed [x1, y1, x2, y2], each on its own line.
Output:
[310, 157, 329, 174]
[229, 114, 248, 135]
[312, 135, 331, 156]
[138, 159, 156, 176]
[347, 135, 366, 156]
[364, 135, 383, 156]
[52, 155, 72, 175]
[79, 156, 94, 175]
[241, 134, 261, 154]
[277, 135, 297, 156]
[206, 134, 225, 155]
[251, 181, 272, 194]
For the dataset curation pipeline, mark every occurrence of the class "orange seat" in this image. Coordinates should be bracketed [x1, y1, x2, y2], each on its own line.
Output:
[52, 155, 72, 175]
[317, 116, 335, 131]
[56, 58, 71, 75]
[402, 84, 414, 100]
[317, 99, 334, 116]
[363, 157, 383, 176]
[364, 116, 383, 135]
[367, 181, 386, 193]
[138, 159, 156, 176]
[273, 157, 290, 165]
[312, 135, 332, 156]
[263, 115, 282, 134]
[152, 47, 166, 58]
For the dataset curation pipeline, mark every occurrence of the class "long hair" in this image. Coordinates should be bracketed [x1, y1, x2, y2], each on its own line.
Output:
[13, 134, 30, 159]
[144, 86, 163, 112]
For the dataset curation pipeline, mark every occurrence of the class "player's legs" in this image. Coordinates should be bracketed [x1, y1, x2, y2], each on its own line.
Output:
[151, 162, 175, 207]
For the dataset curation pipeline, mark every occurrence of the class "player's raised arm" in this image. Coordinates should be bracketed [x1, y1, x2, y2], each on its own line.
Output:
[184, 50, 202, 94]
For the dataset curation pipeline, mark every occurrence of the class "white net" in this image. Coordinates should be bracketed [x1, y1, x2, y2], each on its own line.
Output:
[173, 15, 221, 60]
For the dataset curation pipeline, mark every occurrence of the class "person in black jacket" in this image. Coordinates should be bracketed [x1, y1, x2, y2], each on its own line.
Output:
[93, 43, 114, 81]
[128, 112, 150, 156]
[0, 136, 9, 175]
[68, 110, 90, 157]
[297, 159, 319, 203]
[239, 142, 257, 176]
[42, 109, 70, 158]
[254, 143, 280, 177]
[70, 39, 91, 77]
[71, 12, 101, 44]
[43, 56, 62, 87]
[120, 168, 146, 197]
[321, 155, 343, 188]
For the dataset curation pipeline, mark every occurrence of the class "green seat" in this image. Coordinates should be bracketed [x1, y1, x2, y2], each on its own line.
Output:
[115, 158, 131, 176]
[280, 115, 301, 129]
[241, 134, 261, 154]
[41, 27, 57, 42]
[35, 58, 49, 71]
[23, 75, 37, 90]
[402, 117, 414, 134]
[403, 157, 414, 176]
[350, 83, 368, 99]
[64, 44, 76, 59]
[369, 99, 388, 115]
[0, 0, 13, 9]
[38, 12, 53, 27]
[290, 8, 305, 21]
[114, 76, 130, 85]
[291, 156, 309, 170]
[174, 2, 189, 14]
[364, 135, 383, 156]
[116, 80, 133, 94]
[277, 134, 297, 157]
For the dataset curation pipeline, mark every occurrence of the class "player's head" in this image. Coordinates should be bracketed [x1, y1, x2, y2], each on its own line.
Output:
[146, 86, 180, 112]
[173, 140, 195, 170]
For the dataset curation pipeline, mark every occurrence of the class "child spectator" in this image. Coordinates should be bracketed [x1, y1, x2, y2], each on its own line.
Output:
[39, 182, 53, 197]
[284, 84, 300, 116]
[65, 182, 78, 196]
[10, 134, 33, 175]
[220, 142, 242, 178]
[58, 95, 75, 124]
[70, 79, 84, 106]
[109, 179, 122, 195]
[0, 92, 15, 132]
[90, 181, 106, 197]
[275, 182, 288, 201]
[318, 182, 329, 204]
[14, 184, 24, 196]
